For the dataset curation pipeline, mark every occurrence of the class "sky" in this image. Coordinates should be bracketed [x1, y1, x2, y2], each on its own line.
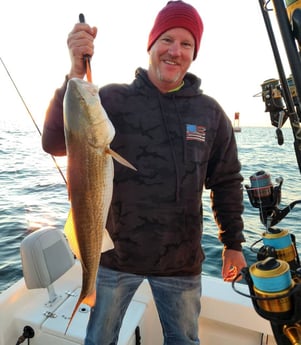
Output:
[0, 0, 293, 129]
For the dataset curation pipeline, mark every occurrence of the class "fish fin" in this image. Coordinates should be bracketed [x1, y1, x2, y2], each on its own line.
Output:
[65, 289, 96, 334]
[82, 289, 97, 307]
[64, 297, 82, 335]
[64, 209, 82, 261]
[106, 147, 137, 171]
[102, 228, 114, 252]
[65, 287, 96, 334]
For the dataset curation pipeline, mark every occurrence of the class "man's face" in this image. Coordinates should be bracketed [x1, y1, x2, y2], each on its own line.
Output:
[148, 27, 195, 93]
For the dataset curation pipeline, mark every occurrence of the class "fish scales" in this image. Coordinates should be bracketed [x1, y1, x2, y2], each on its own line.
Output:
[63, 78, 115, 332]
[67, 138, 113, 297]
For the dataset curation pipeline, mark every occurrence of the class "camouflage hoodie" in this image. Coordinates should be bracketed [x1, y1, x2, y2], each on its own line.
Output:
[42, 68, 245, 276]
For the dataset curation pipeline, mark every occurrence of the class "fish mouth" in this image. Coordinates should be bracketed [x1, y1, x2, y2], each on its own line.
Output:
[68, 78, 98, 96]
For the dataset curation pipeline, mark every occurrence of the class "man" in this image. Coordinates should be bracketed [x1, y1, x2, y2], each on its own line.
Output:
[42, 1, 247, 344]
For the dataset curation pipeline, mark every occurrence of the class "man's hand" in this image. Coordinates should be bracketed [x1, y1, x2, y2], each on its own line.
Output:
[222, 248, 247, 282]
[67, 23, 97, 79]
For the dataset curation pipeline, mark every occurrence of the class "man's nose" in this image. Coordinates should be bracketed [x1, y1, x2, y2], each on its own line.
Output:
[168, 42, 181, 56]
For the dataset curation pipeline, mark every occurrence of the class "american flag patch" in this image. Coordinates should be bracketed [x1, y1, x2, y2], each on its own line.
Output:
[186, 124, 206, 142]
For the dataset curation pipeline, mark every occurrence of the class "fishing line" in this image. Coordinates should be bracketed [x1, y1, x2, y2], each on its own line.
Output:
[0, 57, 67, 185]
[249, 171, 273, 231]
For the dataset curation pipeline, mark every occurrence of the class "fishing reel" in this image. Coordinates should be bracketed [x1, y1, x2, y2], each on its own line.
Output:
[261, 77, 300, 120]
[235, 258, 301, 345]
[245, 170, 301, 266]
[260, 77, 301, 145]
[245, 170, 284, 227]
[261, 78, 288, 130]
[233, 210, 301, 343]
[250, 226, 300, 272]
[239, 170, 301, 344]
[245, 170, 301, 228]
[233, 221, 301, 343]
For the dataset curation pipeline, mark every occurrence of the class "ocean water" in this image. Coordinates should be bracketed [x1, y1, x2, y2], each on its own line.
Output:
[1, 122, 301, 292]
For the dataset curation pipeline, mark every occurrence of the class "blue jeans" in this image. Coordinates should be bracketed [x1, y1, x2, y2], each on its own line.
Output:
[84, 266, 201, 345]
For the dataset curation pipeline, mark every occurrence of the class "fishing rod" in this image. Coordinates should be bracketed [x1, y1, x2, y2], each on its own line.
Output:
[258, 0, 301, 174]
[0, 57, 67, 185]
[231, 2, 301, 344]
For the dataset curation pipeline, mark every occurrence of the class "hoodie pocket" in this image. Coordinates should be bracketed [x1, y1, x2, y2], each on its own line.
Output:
[112, 204, 201, 273]
[186, 140, 209, 164]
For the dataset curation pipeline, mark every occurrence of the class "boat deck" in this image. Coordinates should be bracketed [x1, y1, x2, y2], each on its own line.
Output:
[0, 260, 277, 345]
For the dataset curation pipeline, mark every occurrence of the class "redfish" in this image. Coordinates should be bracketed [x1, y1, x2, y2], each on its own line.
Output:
[63, 78, 135, 332]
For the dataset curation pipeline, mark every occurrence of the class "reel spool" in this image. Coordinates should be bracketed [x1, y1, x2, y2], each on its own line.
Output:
[249, 170, 274, 204]
[249, 257, 294, 314]
[241, 257, 301, 345]
[262, 228, 297, 264]
[245, 170, 283, 227]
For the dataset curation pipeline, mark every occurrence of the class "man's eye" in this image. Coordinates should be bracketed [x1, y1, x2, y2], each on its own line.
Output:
[183, 42, 193, 48]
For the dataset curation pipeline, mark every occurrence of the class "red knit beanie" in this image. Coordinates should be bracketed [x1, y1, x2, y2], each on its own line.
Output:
[147, 1, 204, 60]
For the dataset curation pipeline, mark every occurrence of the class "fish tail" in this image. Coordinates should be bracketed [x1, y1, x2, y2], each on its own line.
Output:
[64, 289, 96, 335]
[64, 298, 82, 335]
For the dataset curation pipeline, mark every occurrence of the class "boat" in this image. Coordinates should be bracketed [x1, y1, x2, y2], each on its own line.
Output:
[233, 112, 242, 133]
[0, 44, 278, 345]
[3, 0, 301, 343]
[0, 226, 277, 345]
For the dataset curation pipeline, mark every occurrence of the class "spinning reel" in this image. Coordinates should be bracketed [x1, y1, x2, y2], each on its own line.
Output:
[260, 76, 300, 146]
[245, 170, 301, 270]
[234, 171, 301, 345]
